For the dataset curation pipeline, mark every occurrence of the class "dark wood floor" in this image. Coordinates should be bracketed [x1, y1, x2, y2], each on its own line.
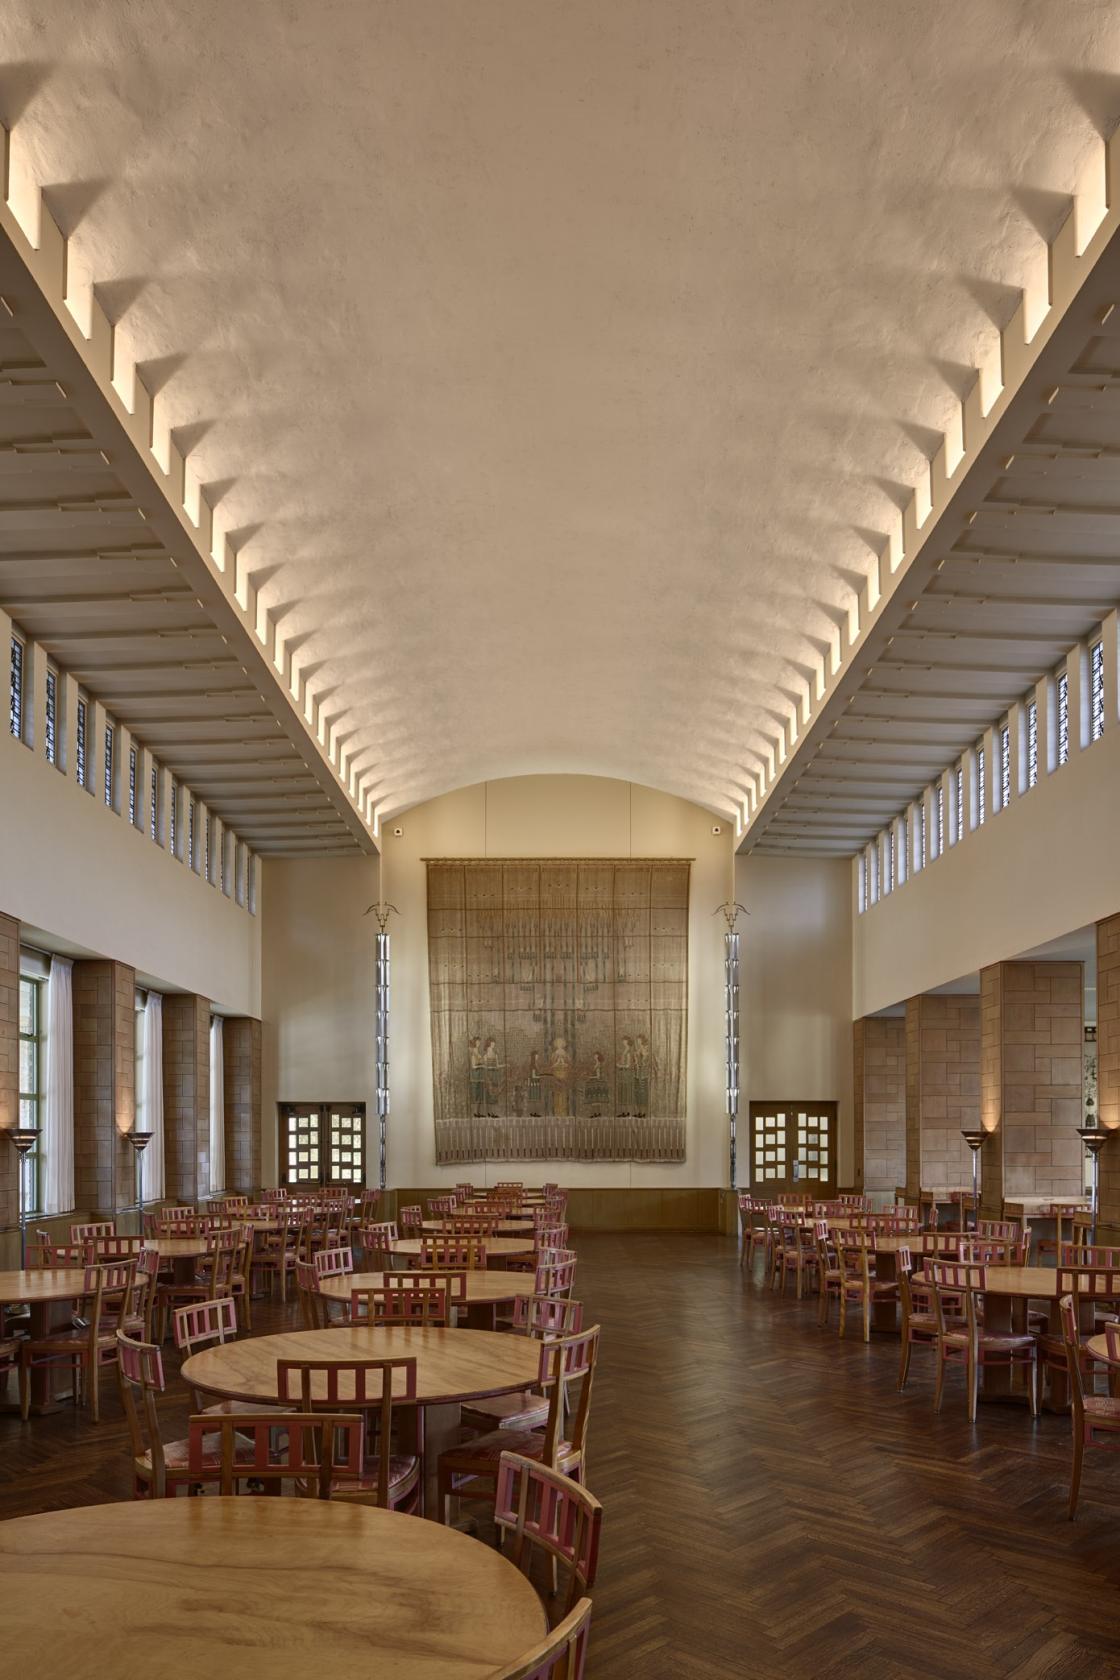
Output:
[4, 1232, 1120, 1678]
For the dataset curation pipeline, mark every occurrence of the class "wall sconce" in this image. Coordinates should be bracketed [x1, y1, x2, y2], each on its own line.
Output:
[7, 1129, 39, 1268]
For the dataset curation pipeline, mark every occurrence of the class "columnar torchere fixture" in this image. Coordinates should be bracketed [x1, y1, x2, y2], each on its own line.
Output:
[365, 900, 398, 1191]
[1078, 1124, 1107, 1245]
[716, 901, 746, 1190]
[126, 1131, 153, 1233]
[961, 1130, 985, 1227]
[7, 1129, 39, 1267]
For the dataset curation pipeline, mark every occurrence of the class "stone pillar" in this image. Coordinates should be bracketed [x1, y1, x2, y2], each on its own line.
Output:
[223, 1017, 261, 1193]
[905, 994, 981, 1198]
[0, 913, 20, 1240]
[854, 1016, 905, 1197]
[1096, 913, 1120, 1238]
[73, 959, 136, 1216]
[979, 960, 1084, 1217]
[162, 994, 211, 1203]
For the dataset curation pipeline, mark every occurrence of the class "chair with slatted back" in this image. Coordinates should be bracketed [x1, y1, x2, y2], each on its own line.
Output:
[294, 1259, 331, 1329]
[494, 1452, 601, 1622]
[117, 1331, 247, 1497]
[897, 1246, 963, 1391]
[837, 1236, 899, 1342]
[359, 1220, 399, 1265]
[428, 1195, 456, 1218]
[350, 1277, 452, 1326]
[461, 1297, 585, 1436]
[188, 1410, 365, 1499]
[1061, 1244, 1120, 1268]
[129, 1247, 160, 1344]
[1060, 1296, 1120, 1517]
[486, 1598, 593, 1680]
[85, 1234, 145, 1263]
[1038, 1203, 1091, 1264]
[399, 1205, 423, 1234]
[776, 1217, 818, 1299]
[156, 1231, 238, 1343]
[536, 1258, 576, 1300]
[929, 1259, 1038, 1422]
[70, 1221, 116, 1245]
[446, 1216, 501, 1239]
[957, 1238, 1028, 1267]
[31, 1237, 85, 1268]
[20, 1261, 136, 1423]
[815, 1223, 841, 1326]
[1040, 1268, 1120, 1402]
[418, 1235, 487, 1270]
[314, 1245, 354, 1283]
[254, 1209, 297, 1301]
[439, 1325, 600, 1526]
[276, 1356, 420, 1510]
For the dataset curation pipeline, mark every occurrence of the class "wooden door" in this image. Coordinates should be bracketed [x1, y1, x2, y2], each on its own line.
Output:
[749, 1102, 837, 1197]
[279, 1102, 366, 1187]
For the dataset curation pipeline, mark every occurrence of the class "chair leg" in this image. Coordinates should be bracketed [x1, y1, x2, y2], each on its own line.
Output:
[967, 1347, 978, 1425]
[862, 1292, 870, 1344]
[898, 1332, 912, 1392]
[90, 1357, 100, 1425]
[838, 1290, 846, 1340]
[934, 1347, 946, 1414]
[18, 1351, 30, 1422]
[1028, 1352, 1039, 1420]
[817, 1278, 827, 1327]
[1069, 1426, 1085, 1520]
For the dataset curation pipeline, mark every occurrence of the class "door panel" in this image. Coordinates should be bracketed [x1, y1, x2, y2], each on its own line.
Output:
[749, 1101, 837, 1196]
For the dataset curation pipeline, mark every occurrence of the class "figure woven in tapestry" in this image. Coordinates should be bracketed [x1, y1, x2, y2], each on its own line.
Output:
[426, 858, 689, 1162]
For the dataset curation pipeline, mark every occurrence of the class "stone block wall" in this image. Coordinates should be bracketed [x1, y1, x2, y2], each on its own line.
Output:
[854, 1016, 905, 1194]
[223, 1016, 261, 1193]
[73, 958, 136, 1215]
[162, 993, 211, 1202]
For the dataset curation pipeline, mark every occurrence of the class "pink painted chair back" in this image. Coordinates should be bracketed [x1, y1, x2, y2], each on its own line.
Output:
[85, 1234, 144, 1262]
[957, 1238, 1026, 1266]
[313, 1245, 354, 1280]
[536, 1257, 577, 1299]
[33, 1238, 85, 1267]
[116, 1330, 170, 1495]
[261, 1188, 288, 1203]
[444, 1216, 501, 1237]
[70, 1221, 116, 1244]
[295, 1259, 329, 1329]
[399, 1205, 423, 1233]
[275, 1357, 416, 1507]
[1056, 1267, 1120, 1305]
[156, 1207, 196, 1224]
[494, 1452, 602, 1617]
[535, 1326, 600, 1473]
[486, 1599, 593, 1680]
[1062, 1244, 1120, 1269]
[534, 1225, 569, 1249]
[512, 1293, 584, 1337]
[173, 1295, 238, 1355]
[419, 1235, 487, 1269]
[351, 1278, 451, 1326]
[428, 1195, 457, 1216]
[976, 1219, 1021, 1242]
[188, 1410, 364, 1498]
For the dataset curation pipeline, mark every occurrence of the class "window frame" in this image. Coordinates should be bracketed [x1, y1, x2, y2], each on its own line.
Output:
[1090, 638, 1105, 743]
[9, 634, 24, 741]
[18, 973, 44, 1215]
[278, 1102, 366, 1188]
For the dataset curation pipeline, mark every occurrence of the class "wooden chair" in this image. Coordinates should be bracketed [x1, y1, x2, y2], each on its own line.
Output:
[439, 1326, 600, 1525]
[350, 1278, 452, 1326]
[957, 1238, 1027, 1266]
[897, 1247, 955, 1391]
[156, 1232, 237, 1342]
[313, 1245, 354, 1283]
[428, 1195, 457, 1217]
[188, 1410, 365, 1499]
[536, 1258, 577, 1299]
[19, 1261, 136, 1423]
[495, 1452, 602, 1620]
[399, 1205, 423, 1233]
[359, 1220, 399, 1264]
[117, 1331, 241, 1497]
[486, 1599, 593, 1680]
[462, 1296, 585, 1435]
[294, 1259, 331, 1329]
[70, 1221, 116, 1244]
[815, 1223, 841, 1326]
[837, 1236, 898, 1342]
[276, 1356, 420, 1510]
[976, 1219, 1022, 1243]
[418, 1235, 487, 1270]
[253, 1209, 297, 1301]
[1039, 1204, 1091, 1264]
[31, 1237, 84, 1267]
[1061, 1244, 1120, 1269]
[928, 1260, 1038, 1423]
[775, 1217, 818, 1299]
[1061, 1295, 1120, 1518]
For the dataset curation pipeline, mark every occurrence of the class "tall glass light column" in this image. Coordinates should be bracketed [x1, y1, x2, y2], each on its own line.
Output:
[717, 901, 746, 1190]
[367, 899, 398, 1192]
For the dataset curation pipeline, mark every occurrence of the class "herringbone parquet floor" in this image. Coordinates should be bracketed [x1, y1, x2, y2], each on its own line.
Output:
[4, 1231, 1120, 1679]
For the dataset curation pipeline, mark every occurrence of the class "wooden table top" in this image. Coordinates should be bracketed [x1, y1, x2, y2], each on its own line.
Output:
[916, 1265, 1060, 1299]
[180, 1324, 543, 1407]
[0, 1267, 87, 1305]
[390, 1236, 537, 1260]
[0, 1496, 545, 1679]
[142, 1237, 214, 1258]
[319, 1269, 537, 1308]
[1086, 1333, 1120, 1368]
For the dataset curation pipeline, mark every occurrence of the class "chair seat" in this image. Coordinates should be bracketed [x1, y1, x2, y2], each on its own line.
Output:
[137, 1433, 255, 1475]
[1084, 1395, 1120, 1426]
[942, 1329, 1035, 1352]
[200, 1398, 287, 1418]
[331, 1454, 420, 1499]
[441, 1428, 574, 1474]
[22, 1329, 114, 1355]
[461, 1390, 549, 1432]
[1037, 1332, 1092, 1359]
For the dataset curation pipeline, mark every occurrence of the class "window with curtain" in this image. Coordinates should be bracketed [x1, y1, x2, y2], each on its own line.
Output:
[955, 765, 964, 840]
[136, 991, 165, 1202]
[18, 970, 43, 1212]
[128, 744, 137, 824]
[999, 721, 1011, 810]
[1057, 669, 1070, 765]
[1090, 640, 1105, 742]
[42, 956, 74, 1216]
[75, 693, 88, 787]
[977, 744, 986, 825]
[44, 667, 58, 765]
[104, 720, 115, 807]
[1026, 701, 1038, 788]
[9, 634, 23, 739]
[936, 784, 944, 854]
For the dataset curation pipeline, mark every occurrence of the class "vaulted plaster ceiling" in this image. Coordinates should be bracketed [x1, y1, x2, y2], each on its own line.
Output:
[1, 3, 1118, 824]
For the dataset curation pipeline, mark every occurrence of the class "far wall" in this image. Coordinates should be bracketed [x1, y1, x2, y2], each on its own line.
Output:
[261, 776, 856, 1189]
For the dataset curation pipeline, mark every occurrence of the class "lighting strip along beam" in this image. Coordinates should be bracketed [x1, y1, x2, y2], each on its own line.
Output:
[0, 125, 376, 854]
[738, 125, 1120, 853]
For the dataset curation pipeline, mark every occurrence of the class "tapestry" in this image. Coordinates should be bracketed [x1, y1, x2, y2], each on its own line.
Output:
[426, 859, 690, 1163]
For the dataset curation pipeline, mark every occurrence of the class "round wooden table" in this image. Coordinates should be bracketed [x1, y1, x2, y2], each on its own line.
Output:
[0, 1268, 88, 1413]
[142, 1236, 213, 1286]
[0, 1496, 545, 1679]
[389, 1236, 536, 1266]
[1086, 1333, 1120, 1368]
[180, 1323, 541, 1408]
[320, 1267, 536, 1329]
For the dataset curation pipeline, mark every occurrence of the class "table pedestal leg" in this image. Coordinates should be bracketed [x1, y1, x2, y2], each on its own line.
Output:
[977, 1290, 1033, 1406]
[402, 1401, 463, 1522]
[872, 1252, 899, 1334]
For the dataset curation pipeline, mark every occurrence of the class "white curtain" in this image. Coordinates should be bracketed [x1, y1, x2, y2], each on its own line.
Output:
[42, 956, 74, 1215]
[209, 1017, 225, 1195]
[139, 992, 165, 1201]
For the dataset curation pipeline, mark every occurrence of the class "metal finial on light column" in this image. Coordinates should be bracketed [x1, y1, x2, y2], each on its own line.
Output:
[961, 1130, 985, 1230]
[7, 1129, 39, 1268]
[1078, 1124, 1107, 1245]
[126, 1131, 153, 1233]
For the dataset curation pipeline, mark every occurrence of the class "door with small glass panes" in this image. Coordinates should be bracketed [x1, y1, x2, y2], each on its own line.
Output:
[749, 1102, 836, 1196]
[279, 1102, 366, 1188]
